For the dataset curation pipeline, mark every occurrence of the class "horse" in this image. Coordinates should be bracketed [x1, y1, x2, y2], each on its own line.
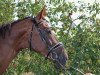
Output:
[0, 6, 68, 75]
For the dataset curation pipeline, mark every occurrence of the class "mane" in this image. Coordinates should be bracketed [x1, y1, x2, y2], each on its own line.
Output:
[0, 17, 31, 38]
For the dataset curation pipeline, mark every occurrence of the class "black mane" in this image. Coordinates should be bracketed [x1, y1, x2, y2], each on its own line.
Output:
[0, 17, 31, 38]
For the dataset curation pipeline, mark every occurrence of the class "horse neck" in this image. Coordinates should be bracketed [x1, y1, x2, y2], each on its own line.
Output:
[7, 18, 32, 52]
[0, 18, 33, 75]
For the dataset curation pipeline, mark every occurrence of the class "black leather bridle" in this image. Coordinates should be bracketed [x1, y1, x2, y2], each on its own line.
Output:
[29, 17, 85, 74]
[29, 17, 63, 59]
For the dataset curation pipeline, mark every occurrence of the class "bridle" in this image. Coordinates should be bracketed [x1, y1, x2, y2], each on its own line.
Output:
[29, 17, 85, 75]
[29, 17, 63, 60]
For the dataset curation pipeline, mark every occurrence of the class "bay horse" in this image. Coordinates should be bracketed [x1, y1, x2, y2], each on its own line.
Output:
[0, 6, 68, 74]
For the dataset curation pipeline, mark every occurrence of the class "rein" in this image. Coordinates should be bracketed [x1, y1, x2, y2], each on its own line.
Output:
[29, 17, 84, 75]
[54, 59, 85, 75]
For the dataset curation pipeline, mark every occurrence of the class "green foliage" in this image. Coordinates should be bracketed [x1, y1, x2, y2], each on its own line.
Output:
[4, 50, 59, 75]
[0, 0, 15, 24]
[47, 1, 100, 75]
[0, 0, 100, 75]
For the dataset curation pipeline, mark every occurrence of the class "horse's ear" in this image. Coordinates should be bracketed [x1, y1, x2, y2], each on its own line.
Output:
[36, 5, 46, 20]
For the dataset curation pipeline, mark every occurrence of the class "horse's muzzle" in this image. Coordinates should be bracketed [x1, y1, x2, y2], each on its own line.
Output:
[54, 51, 68, 69]
[50, 44, 68, 69]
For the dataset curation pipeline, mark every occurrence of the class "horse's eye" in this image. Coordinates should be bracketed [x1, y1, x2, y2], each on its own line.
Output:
[45, 29, 51, 34]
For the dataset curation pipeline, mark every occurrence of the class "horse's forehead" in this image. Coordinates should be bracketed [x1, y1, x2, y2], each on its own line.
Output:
[39, 19, 50, 28]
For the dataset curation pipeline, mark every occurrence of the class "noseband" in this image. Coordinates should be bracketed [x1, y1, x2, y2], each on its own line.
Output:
[29, 17, 63, 59]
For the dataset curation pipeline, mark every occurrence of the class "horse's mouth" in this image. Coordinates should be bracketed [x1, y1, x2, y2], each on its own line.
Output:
[53, 53, 68, 70]
[46, 43, 68, 70]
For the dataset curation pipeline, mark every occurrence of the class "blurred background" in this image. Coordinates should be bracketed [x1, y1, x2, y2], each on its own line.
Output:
[0, 0, 100, 75]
